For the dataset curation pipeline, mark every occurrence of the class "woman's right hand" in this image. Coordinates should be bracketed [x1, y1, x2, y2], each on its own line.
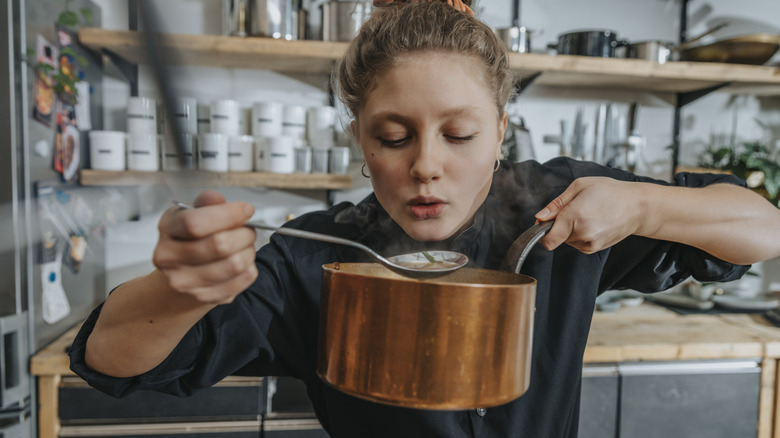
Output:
[153, 189, 258, 305]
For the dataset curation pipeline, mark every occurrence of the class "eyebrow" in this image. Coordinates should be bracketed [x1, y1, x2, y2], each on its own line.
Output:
[369, 106, 480, 125]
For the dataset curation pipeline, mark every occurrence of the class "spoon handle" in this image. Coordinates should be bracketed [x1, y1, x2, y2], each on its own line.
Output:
[172, 201, 387, 264]
[246, 220, 385, 261]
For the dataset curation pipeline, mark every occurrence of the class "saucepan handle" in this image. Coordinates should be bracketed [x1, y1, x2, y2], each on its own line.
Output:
[500, 221, 554, 274]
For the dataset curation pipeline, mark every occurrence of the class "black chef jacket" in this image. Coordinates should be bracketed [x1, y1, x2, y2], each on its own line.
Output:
[70, 158, 750, 437]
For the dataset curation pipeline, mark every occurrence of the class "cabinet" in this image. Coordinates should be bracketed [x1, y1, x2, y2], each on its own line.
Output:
[579, 360, 762, 438]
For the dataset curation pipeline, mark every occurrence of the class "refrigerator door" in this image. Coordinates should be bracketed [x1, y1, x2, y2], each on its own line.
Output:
[18, 0, 106, 351]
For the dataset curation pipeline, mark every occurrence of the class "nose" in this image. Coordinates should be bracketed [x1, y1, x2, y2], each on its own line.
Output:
[409, 134, 443, 184]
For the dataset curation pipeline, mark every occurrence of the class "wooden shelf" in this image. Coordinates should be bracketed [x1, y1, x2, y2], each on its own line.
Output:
[78, 27, 780, 95]
[79, 169, 352, 190]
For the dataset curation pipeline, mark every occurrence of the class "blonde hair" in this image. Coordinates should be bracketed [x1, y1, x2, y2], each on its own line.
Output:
[336, 2, 514, 121]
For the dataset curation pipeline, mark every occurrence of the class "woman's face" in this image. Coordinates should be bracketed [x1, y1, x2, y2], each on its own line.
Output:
[354, 52, 507, 242]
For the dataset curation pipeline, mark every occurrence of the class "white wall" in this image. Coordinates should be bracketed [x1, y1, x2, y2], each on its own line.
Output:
[91, 0, 780, 289]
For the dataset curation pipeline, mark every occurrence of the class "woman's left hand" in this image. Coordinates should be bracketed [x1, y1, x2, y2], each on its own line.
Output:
[534, 177, 647, 254]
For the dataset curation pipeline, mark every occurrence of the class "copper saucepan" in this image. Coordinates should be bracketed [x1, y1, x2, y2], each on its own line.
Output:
[316, 222, 553, 409]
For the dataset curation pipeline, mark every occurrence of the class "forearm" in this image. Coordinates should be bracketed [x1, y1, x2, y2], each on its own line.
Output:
[636, 182, 780, 265]
[85, 269, 217, 378]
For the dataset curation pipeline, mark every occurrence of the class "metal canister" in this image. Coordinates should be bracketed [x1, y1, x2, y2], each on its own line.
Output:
[321, 1, 372, 42]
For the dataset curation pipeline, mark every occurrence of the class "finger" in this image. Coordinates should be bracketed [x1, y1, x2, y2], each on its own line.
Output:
[154, 226, 257, 267]
[163, 245, 258, 292]
[175, 263, 259, 305]
[194, 189, 226, 208]
[162, 201, 255, 240]
[535, 180, 586, 222]
[539, 216, 575, 251]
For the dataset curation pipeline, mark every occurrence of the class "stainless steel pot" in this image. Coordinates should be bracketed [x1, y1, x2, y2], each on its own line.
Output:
[495, 26, 534, 54]
[321, 1, 372, 42]
[626, 40, 675, 63]
[551, 30, 628, 57]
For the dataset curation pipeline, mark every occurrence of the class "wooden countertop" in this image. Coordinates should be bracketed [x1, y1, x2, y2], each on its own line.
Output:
[585, 303, 780, 363]
[30, 303, 780, 377]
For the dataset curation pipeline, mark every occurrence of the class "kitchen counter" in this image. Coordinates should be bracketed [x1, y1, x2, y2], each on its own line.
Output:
[31, 303, 780, 438]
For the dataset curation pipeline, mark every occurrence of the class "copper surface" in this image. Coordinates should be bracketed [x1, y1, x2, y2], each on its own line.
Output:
[317, 263, 537, 410]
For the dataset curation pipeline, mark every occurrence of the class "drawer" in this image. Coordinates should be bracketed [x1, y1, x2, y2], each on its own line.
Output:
[263, 413, 328, 438]
[59, 376, 265, 423]
[59, 420, 260, 437]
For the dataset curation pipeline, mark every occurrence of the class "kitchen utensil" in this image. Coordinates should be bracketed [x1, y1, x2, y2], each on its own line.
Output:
[321, 0, 372, 42]
[625, 40, 674, 63]
[317, 263, 536, 409]
[227, 0, 252, 37]
[623, 102, 643, 172]
[679, 33, 780, 65]
[496, 26, 535, 54]
[645, 291, 715, 310]
[571, 107, 585, 159]
[550, 30, 628, 57]
[173, 201, 469, 279]
[318, 220, 551, 409]
[501, 115, 535, 162]
[250, 0, 285, 38]
[542, 119, 571, 157]
[624, 21, 730, 63]
[494, 0, 536, 54]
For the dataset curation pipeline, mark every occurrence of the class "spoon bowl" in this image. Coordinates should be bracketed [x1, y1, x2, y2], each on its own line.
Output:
[173, 201, 468, 279]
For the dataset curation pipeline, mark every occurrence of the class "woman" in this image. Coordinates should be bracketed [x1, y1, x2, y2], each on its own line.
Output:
[70, 2, 780, 437]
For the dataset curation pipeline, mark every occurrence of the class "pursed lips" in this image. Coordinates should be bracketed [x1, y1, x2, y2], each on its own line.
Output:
[408, 195, 447, 219]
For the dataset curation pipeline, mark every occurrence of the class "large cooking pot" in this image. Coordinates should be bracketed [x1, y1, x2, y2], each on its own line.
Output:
[550, 30, 628, 57]
[316, 222, 551, 409]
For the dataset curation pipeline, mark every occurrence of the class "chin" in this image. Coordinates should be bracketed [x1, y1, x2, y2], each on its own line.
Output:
[401, 222, 457, 242]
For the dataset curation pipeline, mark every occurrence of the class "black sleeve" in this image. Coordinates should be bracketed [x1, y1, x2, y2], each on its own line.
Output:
[68, 236, 305, 399]
[597, 169, 751, 293]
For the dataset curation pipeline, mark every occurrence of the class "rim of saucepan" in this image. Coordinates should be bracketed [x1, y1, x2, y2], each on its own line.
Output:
[322, 262, 537, 288]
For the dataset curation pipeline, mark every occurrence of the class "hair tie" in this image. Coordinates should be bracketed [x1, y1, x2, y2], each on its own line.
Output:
[373, 0, 474, 15]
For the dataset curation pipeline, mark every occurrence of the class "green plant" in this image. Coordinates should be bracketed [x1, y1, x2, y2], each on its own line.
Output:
[57, 0, 93, 28]
[698, 134, 780, 208]
[24, 1, 92, 103]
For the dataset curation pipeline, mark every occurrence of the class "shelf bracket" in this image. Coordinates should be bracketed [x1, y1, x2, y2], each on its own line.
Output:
[677, 82, 732, 108]
[514, 72, 541, 97]
[102, 49, 139, 97]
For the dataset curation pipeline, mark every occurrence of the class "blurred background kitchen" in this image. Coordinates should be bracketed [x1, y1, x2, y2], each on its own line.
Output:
[2, 0, 780, 437]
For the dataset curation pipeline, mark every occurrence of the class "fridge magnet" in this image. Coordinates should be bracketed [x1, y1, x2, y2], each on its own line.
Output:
[63, 233, 86, 274]
[31, 34, 58, 127]
[55, 24, 80, 105]
[53, 103, 80, 181]
[41, 250, 72, 324]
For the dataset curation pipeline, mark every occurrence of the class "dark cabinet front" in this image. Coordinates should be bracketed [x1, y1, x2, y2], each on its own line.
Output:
[580, 359, 761, 438]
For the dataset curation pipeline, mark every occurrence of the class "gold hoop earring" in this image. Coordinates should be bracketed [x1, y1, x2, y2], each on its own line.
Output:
[493, 159, 500, 173]
[361, 162, 370, 179]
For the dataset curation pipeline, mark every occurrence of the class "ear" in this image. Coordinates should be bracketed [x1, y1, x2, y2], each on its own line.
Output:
[350, 120, 359, 141]
[496, 111, 509, 159]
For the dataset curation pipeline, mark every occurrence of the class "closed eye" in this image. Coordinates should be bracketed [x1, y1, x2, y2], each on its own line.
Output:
[378, 137, 409, 147]
[446, 134, 475, 144]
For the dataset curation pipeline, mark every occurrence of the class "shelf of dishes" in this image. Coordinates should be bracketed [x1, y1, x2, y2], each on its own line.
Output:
[81, 93, 353, 189]
[79, 169, 351, 189]
[78, 28, 780, 95]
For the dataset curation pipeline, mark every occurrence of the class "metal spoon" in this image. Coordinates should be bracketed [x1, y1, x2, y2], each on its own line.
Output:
[173, 201, 468, 279]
